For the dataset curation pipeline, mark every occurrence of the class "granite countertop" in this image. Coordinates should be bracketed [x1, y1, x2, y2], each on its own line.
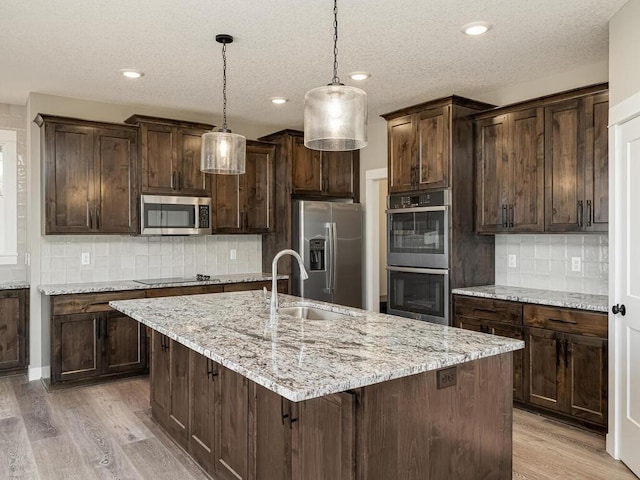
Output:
[451, 285, 608, 313]
[110, 291, 524, 402]
[38, 273, 287, 296]
[0, 281, 29, 291]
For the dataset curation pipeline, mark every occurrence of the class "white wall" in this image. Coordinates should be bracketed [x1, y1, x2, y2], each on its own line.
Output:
[0, 104, 27, 283]
[609, 0, 640, 107]
[25, 93, 275, 379]
[378, 180, 387, 298]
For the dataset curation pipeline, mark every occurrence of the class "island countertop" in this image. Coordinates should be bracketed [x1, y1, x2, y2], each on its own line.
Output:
[111, 291, 524, 402]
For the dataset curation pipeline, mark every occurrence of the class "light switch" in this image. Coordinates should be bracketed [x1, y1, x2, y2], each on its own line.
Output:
[81, 252, 91, 265]
[571, 257, 581, 272]
[508, 254, 517, 268]
[229, 249, 237, 260]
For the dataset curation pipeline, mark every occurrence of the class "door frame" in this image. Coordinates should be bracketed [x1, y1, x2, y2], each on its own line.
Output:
[607, 89, 640, 458]
[364, 168, 387, 312]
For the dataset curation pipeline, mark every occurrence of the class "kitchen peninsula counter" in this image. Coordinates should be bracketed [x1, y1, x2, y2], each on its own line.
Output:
[111, 291, 522, 480]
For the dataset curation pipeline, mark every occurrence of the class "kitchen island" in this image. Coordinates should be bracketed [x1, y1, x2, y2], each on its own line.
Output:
[111, 290, 524, 480]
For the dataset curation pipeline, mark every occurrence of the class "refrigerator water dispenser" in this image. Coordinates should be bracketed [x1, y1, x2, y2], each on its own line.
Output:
[309, 239, 326, 271]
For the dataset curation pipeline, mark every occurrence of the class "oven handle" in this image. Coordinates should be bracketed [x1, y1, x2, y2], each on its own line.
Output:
[386, 266, 449, 275]
[386, 206, 448, 214]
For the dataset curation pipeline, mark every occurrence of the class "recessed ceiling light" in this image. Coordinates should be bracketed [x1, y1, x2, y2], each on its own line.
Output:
[270, 97, 288, 104]
[461, 22, 492, 36]
[349, 72, 371, 81]
[120, 69, 144, 79]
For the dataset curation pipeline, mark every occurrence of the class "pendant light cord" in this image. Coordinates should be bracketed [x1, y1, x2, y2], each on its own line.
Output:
[221, 41, 228, 131]
[332, 0, 340, 85]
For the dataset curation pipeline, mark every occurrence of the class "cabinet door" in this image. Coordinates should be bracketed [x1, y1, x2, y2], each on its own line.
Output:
[51, 314, 101, 382]
[584, 93, 609, 232]
[140, 123, 177, 194]
[544, 98, 586, 232]
[102, 312, 146, 375]
[484, 320, 524, 402]
[94, 127, 138, 233]
[388, 115, 416, 193]
[475, 115, 510, 233]
[292, 136, 323, 195]
[510, 108, 544, 232]
[323, 150, 358, 198]
[189, 351, 217, 476]
[416, 107, 449, 190]
[564, 333, 607, 426]
[150, 331, 171, 427]
[252, 384, 292, 480]
[178, 129, 209, 196]
[211, 174, 242, 232]
[168, 339, 190, 449]
[0, 290, 27, 372]
[292, 392, 356, 480]
[245, 142, 275, 232]
[215, 365, 250, 480]
[44, 124, 95, 234]
[452, 315, 484, 333]
[523, 327, 564, 412]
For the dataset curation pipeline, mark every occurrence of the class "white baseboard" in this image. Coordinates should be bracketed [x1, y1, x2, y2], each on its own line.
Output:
[28, 365, 50, 382]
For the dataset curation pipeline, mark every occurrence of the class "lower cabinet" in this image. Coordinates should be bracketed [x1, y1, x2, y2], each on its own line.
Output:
[0, 289, 29, 375]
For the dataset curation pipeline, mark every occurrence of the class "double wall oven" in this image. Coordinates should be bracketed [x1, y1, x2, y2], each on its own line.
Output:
[387, 190, 450, 325]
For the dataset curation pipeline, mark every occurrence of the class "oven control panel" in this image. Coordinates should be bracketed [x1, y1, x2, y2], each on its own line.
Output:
[388, 190, 448, 209]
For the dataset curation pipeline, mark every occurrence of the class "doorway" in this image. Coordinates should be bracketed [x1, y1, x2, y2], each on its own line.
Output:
[364, 168, 387, 312]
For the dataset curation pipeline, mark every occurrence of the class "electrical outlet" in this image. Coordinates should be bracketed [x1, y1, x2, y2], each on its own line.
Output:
[81, 252, 91, 265]
[571, 256, 581, 272]
[229, 249, 236, 260]
[508, 254, 517, 268]
[437, 367, 457, 390]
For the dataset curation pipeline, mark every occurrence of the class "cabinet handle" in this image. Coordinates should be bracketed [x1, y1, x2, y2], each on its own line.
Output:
[87, 202, 92, 229]
[509, 204, 514, 228]
[586, 200, 592, 227]
[96, 317, 101, 339]
[96, 207, 101, 230]
[207, 359, 218, 379]
[474, 308, 497, 315]
[103, 316, 108, 339]
[281, 397, 290, 425]
[501, 205, 508, 228]
[549, 317, 578, 325]
[564, 339, 569, 368]
[577, 200, 584, 227]
[178, 171, 183, 191]
[171, 171, 177, 190]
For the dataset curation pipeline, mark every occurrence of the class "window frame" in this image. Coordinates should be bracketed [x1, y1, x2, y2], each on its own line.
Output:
[0, 129, 18, 265]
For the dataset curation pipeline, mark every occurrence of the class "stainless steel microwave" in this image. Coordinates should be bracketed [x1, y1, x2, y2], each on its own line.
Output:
[140, 195, 212, 235]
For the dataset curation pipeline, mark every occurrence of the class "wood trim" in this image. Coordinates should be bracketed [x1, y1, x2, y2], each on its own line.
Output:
[381, 95, 496, 120]
[123, 114, 214, 130]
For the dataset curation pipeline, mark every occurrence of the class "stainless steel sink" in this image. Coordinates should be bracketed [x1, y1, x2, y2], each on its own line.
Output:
[279, 306, 354, 321]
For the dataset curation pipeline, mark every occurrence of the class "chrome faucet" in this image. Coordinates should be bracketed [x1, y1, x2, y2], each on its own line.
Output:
[271, 249, 308, 316]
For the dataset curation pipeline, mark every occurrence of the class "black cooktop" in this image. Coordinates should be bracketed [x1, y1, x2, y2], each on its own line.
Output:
[134, 274, 212, 285]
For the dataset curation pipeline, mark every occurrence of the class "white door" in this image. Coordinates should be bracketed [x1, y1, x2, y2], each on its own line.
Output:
[614, 113, 640, 476]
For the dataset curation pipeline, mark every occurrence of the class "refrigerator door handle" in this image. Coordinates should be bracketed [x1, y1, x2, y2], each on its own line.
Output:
[331, 222, 338, 293]
[324, 223, 333, 293]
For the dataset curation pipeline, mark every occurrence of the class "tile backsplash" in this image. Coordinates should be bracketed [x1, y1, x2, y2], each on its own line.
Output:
[495, 234, 608, 295]
[40, 235, 262, 285]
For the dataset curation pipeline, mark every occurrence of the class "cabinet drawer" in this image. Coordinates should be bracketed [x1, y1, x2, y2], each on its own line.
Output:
[52, 290, 146, 315]
[523, 305, 607, 337]
[453, 296, 522, 326]
[145, 285, 224, 298]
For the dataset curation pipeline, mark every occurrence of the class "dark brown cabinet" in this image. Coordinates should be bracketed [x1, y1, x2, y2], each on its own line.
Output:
[49, 290, 148, 386]
[36, 115, 139, 234]
[0, 289, 28, 376]
[383, 97, 494, 194]
[523, 304, 607, 426]
[453, 295, 524, 400]
[211, 141, 275, 233]
[475, 108, 544, 233]
[545, 91, 609, 232]
[124, 115, 213, 196]
[189, 351, 217, 476]
[291, 136, 359, 198]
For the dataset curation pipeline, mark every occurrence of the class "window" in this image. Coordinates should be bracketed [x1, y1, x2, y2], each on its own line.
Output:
[0, 129, 17, 264]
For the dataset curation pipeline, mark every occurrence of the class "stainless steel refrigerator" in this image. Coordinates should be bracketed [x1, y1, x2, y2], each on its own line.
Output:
[291, 200, 363, 309]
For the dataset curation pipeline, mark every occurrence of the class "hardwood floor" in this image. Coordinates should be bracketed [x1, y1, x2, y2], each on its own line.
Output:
[0, 374, 635, 479]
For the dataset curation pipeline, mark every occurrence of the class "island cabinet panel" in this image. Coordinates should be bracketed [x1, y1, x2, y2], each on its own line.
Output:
[0, 289, 28, 375]
[189, 352, 218, 477]
[357, 353, 513, 480]
[215, 365, 250, 480]
[150, 332, 171, 426]
[36, 115, 139, 235]
[452, 295, 524, 400]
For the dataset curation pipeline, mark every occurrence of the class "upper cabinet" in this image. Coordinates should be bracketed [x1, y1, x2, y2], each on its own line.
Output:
[35, 115, 139, 235]
[475, 108, 544, 233]
[545, 92, 609, 232]
[210, 141, 275, 234]
[291, 135, 359, 199]
[474, 84, 608, 234]
[124, 115, 213, 196]
[382, 97, 493, 194]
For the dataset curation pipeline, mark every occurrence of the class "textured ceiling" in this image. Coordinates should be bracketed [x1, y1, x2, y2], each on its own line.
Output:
[1, 0, 625, 130]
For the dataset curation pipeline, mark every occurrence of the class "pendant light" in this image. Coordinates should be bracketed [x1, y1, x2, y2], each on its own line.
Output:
[201, 34, 246, 174]
[304, 0, 367, 151]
